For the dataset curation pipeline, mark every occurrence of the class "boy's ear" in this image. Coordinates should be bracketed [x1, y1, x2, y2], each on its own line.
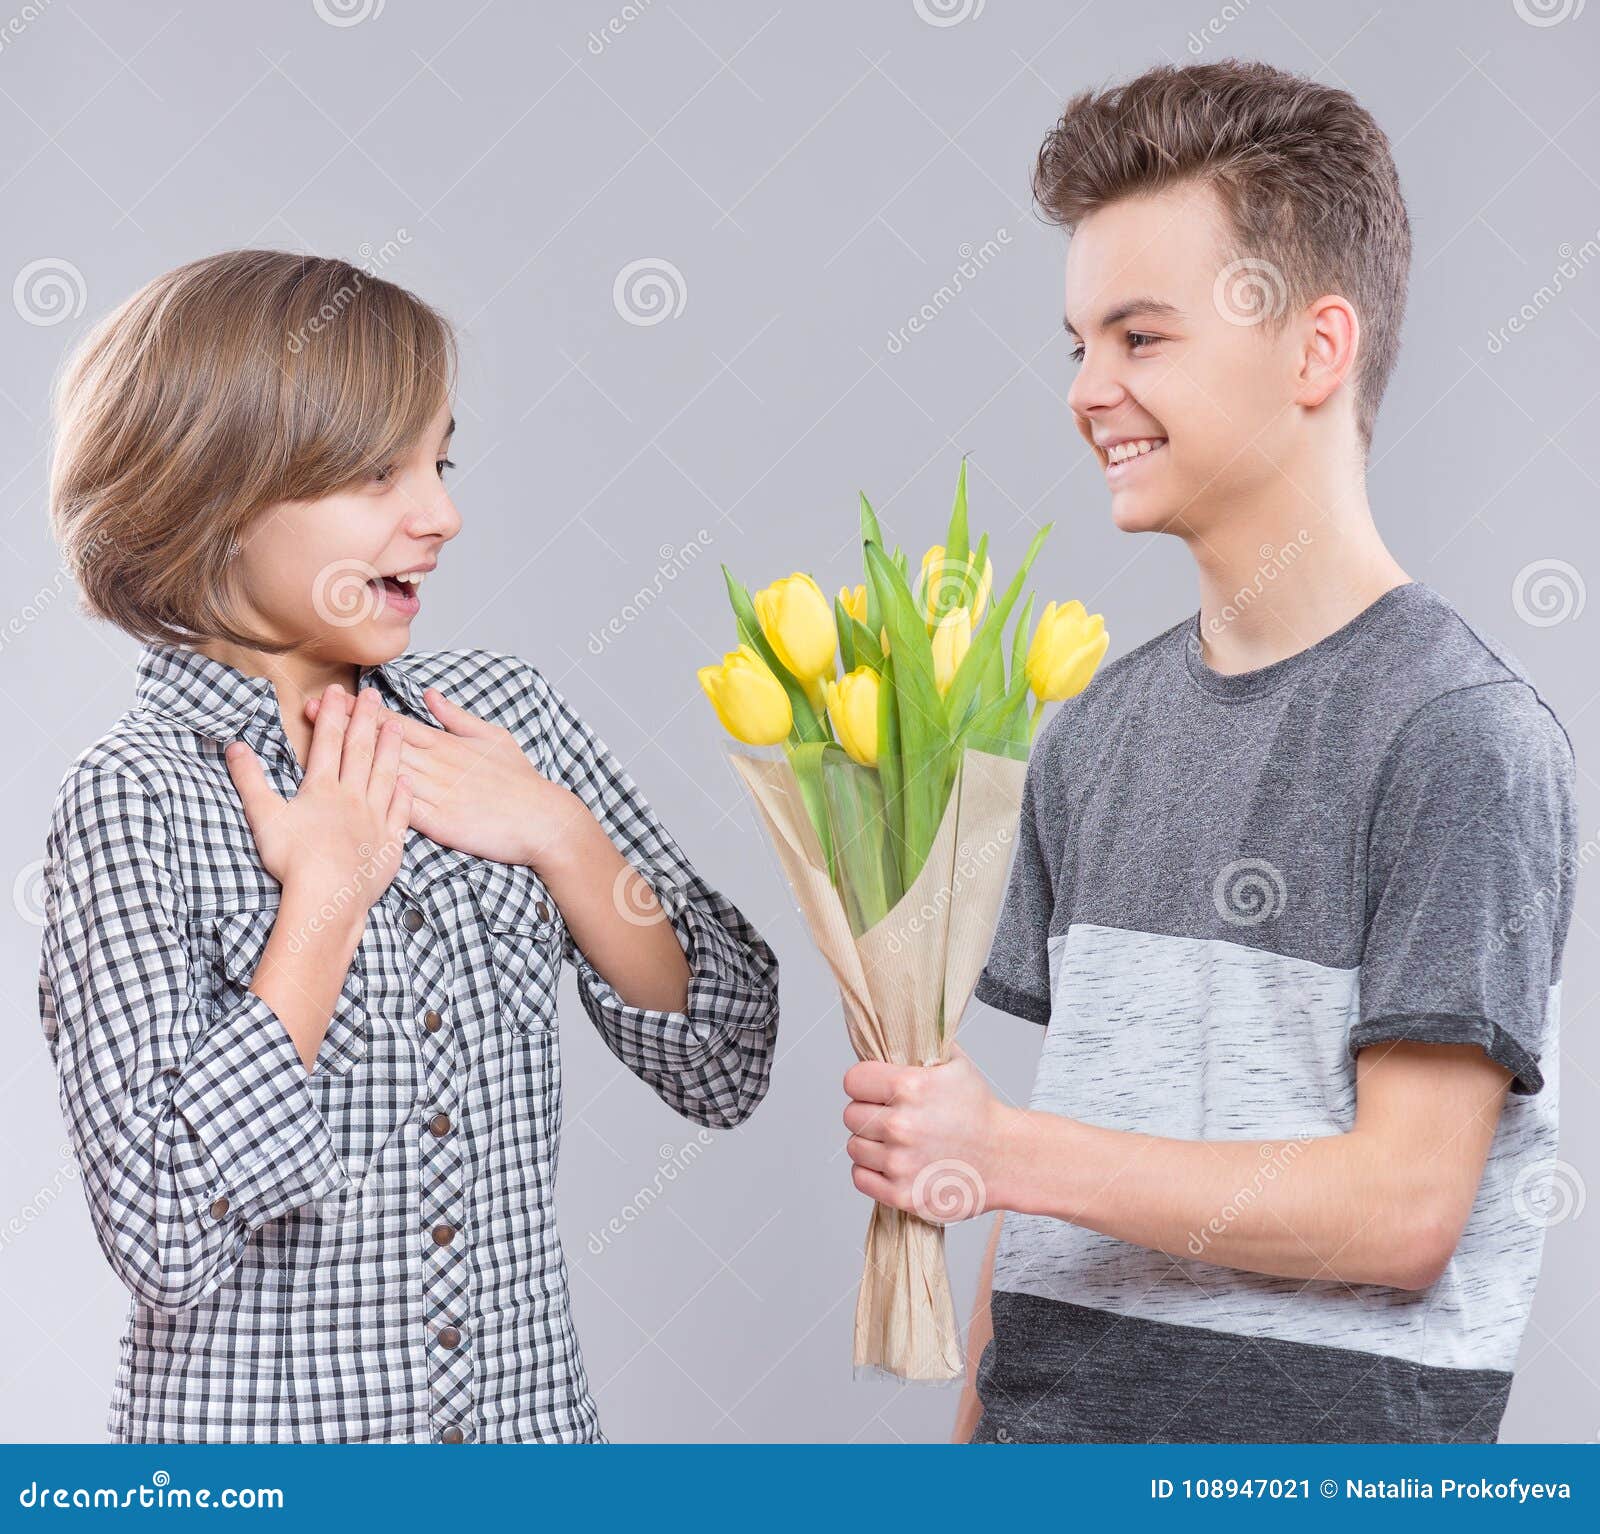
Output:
[1296, 293, 1360, 412]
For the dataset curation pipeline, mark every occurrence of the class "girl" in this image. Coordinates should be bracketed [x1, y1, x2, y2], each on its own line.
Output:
[38, 250, 780, 1444]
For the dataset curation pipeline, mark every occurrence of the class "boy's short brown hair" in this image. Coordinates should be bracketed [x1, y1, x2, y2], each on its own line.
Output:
[1033, 59, 1410, 454]
[49, 249, 456, 651]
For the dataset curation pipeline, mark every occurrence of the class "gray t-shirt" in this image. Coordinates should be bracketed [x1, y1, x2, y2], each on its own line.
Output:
[971, 580, 1578, 1444]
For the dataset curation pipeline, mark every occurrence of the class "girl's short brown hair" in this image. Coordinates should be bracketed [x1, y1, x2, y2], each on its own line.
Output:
[1033, 59, 1411, 455]
[49, 249, 457, 651]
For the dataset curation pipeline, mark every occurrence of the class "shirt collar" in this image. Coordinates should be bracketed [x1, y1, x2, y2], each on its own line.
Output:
[135, 641, 434, 742]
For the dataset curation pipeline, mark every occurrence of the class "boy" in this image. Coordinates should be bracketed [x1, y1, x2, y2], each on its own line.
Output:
[841, 60, 1577, 1443]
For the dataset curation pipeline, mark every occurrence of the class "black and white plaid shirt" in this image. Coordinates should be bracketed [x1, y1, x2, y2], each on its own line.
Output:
[38, 641, 780, 1443]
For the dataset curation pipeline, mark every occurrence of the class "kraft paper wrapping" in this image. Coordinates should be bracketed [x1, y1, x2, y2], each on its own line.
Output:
[729, 747, 1028, 1381]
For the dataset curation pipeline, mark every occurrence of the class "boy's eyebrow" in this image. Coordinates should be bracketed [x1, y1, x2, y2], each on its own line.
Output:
[1063, 298, 1182, 338]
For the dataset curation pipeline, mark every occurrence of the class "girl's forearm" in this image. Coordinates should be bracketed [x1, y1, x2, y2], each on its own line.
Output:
[250, 883, 368, 1072]
[534, 792, 690, 1013]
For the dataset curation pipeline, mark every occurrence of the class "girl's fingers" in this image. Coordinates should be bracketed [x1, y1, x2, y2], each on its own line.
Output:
[387, 773, 414, 846]
[339, 688, 381, 789]
[303, 684, 350, 782]
[224, 741, 283, 838]
[368, 717, 402, 808]
[407, 794, 444, 843]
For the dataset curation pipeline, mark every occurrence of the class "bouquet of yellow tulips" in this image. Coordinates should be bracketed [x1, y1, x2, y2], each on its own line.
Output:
[698, 460, 1107, 1381]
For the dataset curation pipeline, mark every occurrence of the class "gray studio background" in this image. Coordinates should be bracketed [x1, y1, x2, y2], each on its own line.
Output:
[2, 0, 1597, 1443]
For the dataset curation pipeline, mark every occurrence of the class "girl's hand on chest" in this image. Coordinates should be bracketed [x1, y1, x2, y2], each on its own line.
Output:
[304, 683, 585, 873]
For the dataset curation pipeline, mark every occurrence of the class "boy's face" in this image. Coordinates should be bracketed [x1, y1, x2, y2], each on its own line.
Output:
[229, 398, 461, 664]
[1063, 179, 1310, 540]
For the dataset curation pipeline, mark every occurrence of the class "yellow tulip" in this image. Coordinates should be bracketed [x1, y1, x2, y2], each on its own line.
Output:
[823, 666, 880, 767]
[697, 644, 793, 746]
[931, 607, 971, 697]
[838, 584, 868, 625]
[754, 572, 837, 684]
[920, 545, 994, 625]
[1026, 600, 1110, 704]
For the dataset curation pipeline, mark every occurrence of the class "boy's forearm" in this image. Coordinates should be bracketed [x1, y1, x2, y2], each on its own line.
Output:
[990, 1109, 1445, 1291]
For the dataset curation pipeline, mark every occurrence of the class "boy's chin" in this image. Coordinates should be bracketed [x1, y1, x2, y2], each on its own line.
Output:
[1109, 491, 1182, 535]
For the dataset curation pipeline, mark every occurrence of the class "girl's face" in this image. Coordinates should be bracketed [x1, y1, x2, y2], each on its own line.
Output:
[230, 399, 461, 665]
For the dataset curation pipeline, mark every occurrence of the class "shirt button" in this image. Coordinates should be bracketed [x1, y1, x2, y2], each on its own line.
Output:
[439, 1425, 465, 1443]
[427, 1111, 451, 1137]
[437, 1325, 462, 1349]
[209, 1196, 230, 1219]
[431, 1222, 456, 1247]
[402, 906, 425, 933]
[423, 1009, 443, 1033]
[535, 901, 552, 922]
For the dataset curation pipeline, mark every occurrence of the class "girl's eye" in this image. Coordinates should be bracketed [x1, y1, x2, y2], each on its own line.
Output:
[437, 457, 455, 480]
[1068, 343, 1086, 364]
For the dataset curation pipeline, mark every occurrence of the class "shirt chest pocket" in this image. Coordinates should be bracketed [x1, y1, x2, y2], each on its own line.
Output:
[469, 864, 565, 1037]
[208, 906, 369, 1075]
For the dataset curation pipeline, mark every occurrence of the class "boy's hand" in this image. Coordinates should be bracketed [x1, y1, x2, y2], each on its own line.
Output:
[842, 1045, 1022, 1222]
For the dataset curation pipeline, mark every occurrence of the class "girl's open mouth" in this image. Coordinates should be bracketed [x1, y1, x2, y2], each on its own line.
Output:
[369, 573, 423, 617]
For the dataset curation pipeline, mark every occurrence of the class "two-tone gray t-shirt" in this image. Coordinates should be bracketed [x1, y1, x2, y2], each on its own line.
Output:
[971, 580, 1578, 1443]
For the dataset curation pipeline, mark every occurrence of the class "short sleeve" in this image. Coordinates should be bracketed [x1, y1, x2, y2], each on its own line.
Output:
[974, 740, 1058, 1025]
[1353, 682, 1577, 1095]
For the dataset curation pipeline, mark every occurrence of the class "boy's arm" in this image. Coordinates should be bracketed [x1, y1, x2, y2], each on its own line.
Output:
[847, 1040, 1509, 1290]
[952, 1213, 1003, 1442]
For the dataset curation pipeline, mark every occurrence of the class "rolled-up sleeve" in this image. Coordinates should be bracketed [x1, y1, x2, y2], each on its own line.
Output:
[518, 663, 780, 1129]
[38, 761, 350, 1313]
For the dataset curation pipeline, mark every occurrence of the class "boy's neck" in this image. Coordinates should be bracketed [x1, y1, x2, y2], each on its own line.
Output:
[1182, 475, 1411, 678]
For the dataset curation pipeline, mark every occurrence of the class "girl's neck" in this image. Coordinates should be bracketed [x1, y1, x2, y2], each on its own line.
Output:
[195, 638, 360, 769]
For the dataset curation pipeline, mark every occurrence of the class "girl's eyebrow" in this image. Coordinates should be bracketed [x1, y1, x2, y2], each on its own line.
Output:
[1063, 298, 1183, 339]
[439, 415, 456, 445]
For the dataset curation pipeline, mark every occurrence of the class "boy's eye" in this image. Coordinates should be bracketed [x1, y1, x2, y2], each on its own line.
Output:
[1127, 331, 1160, 351]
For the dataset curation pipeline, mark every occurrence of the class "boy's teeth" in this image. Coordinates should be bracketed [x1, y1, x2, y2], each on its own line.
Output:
[1108, 438, 1165, 464]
